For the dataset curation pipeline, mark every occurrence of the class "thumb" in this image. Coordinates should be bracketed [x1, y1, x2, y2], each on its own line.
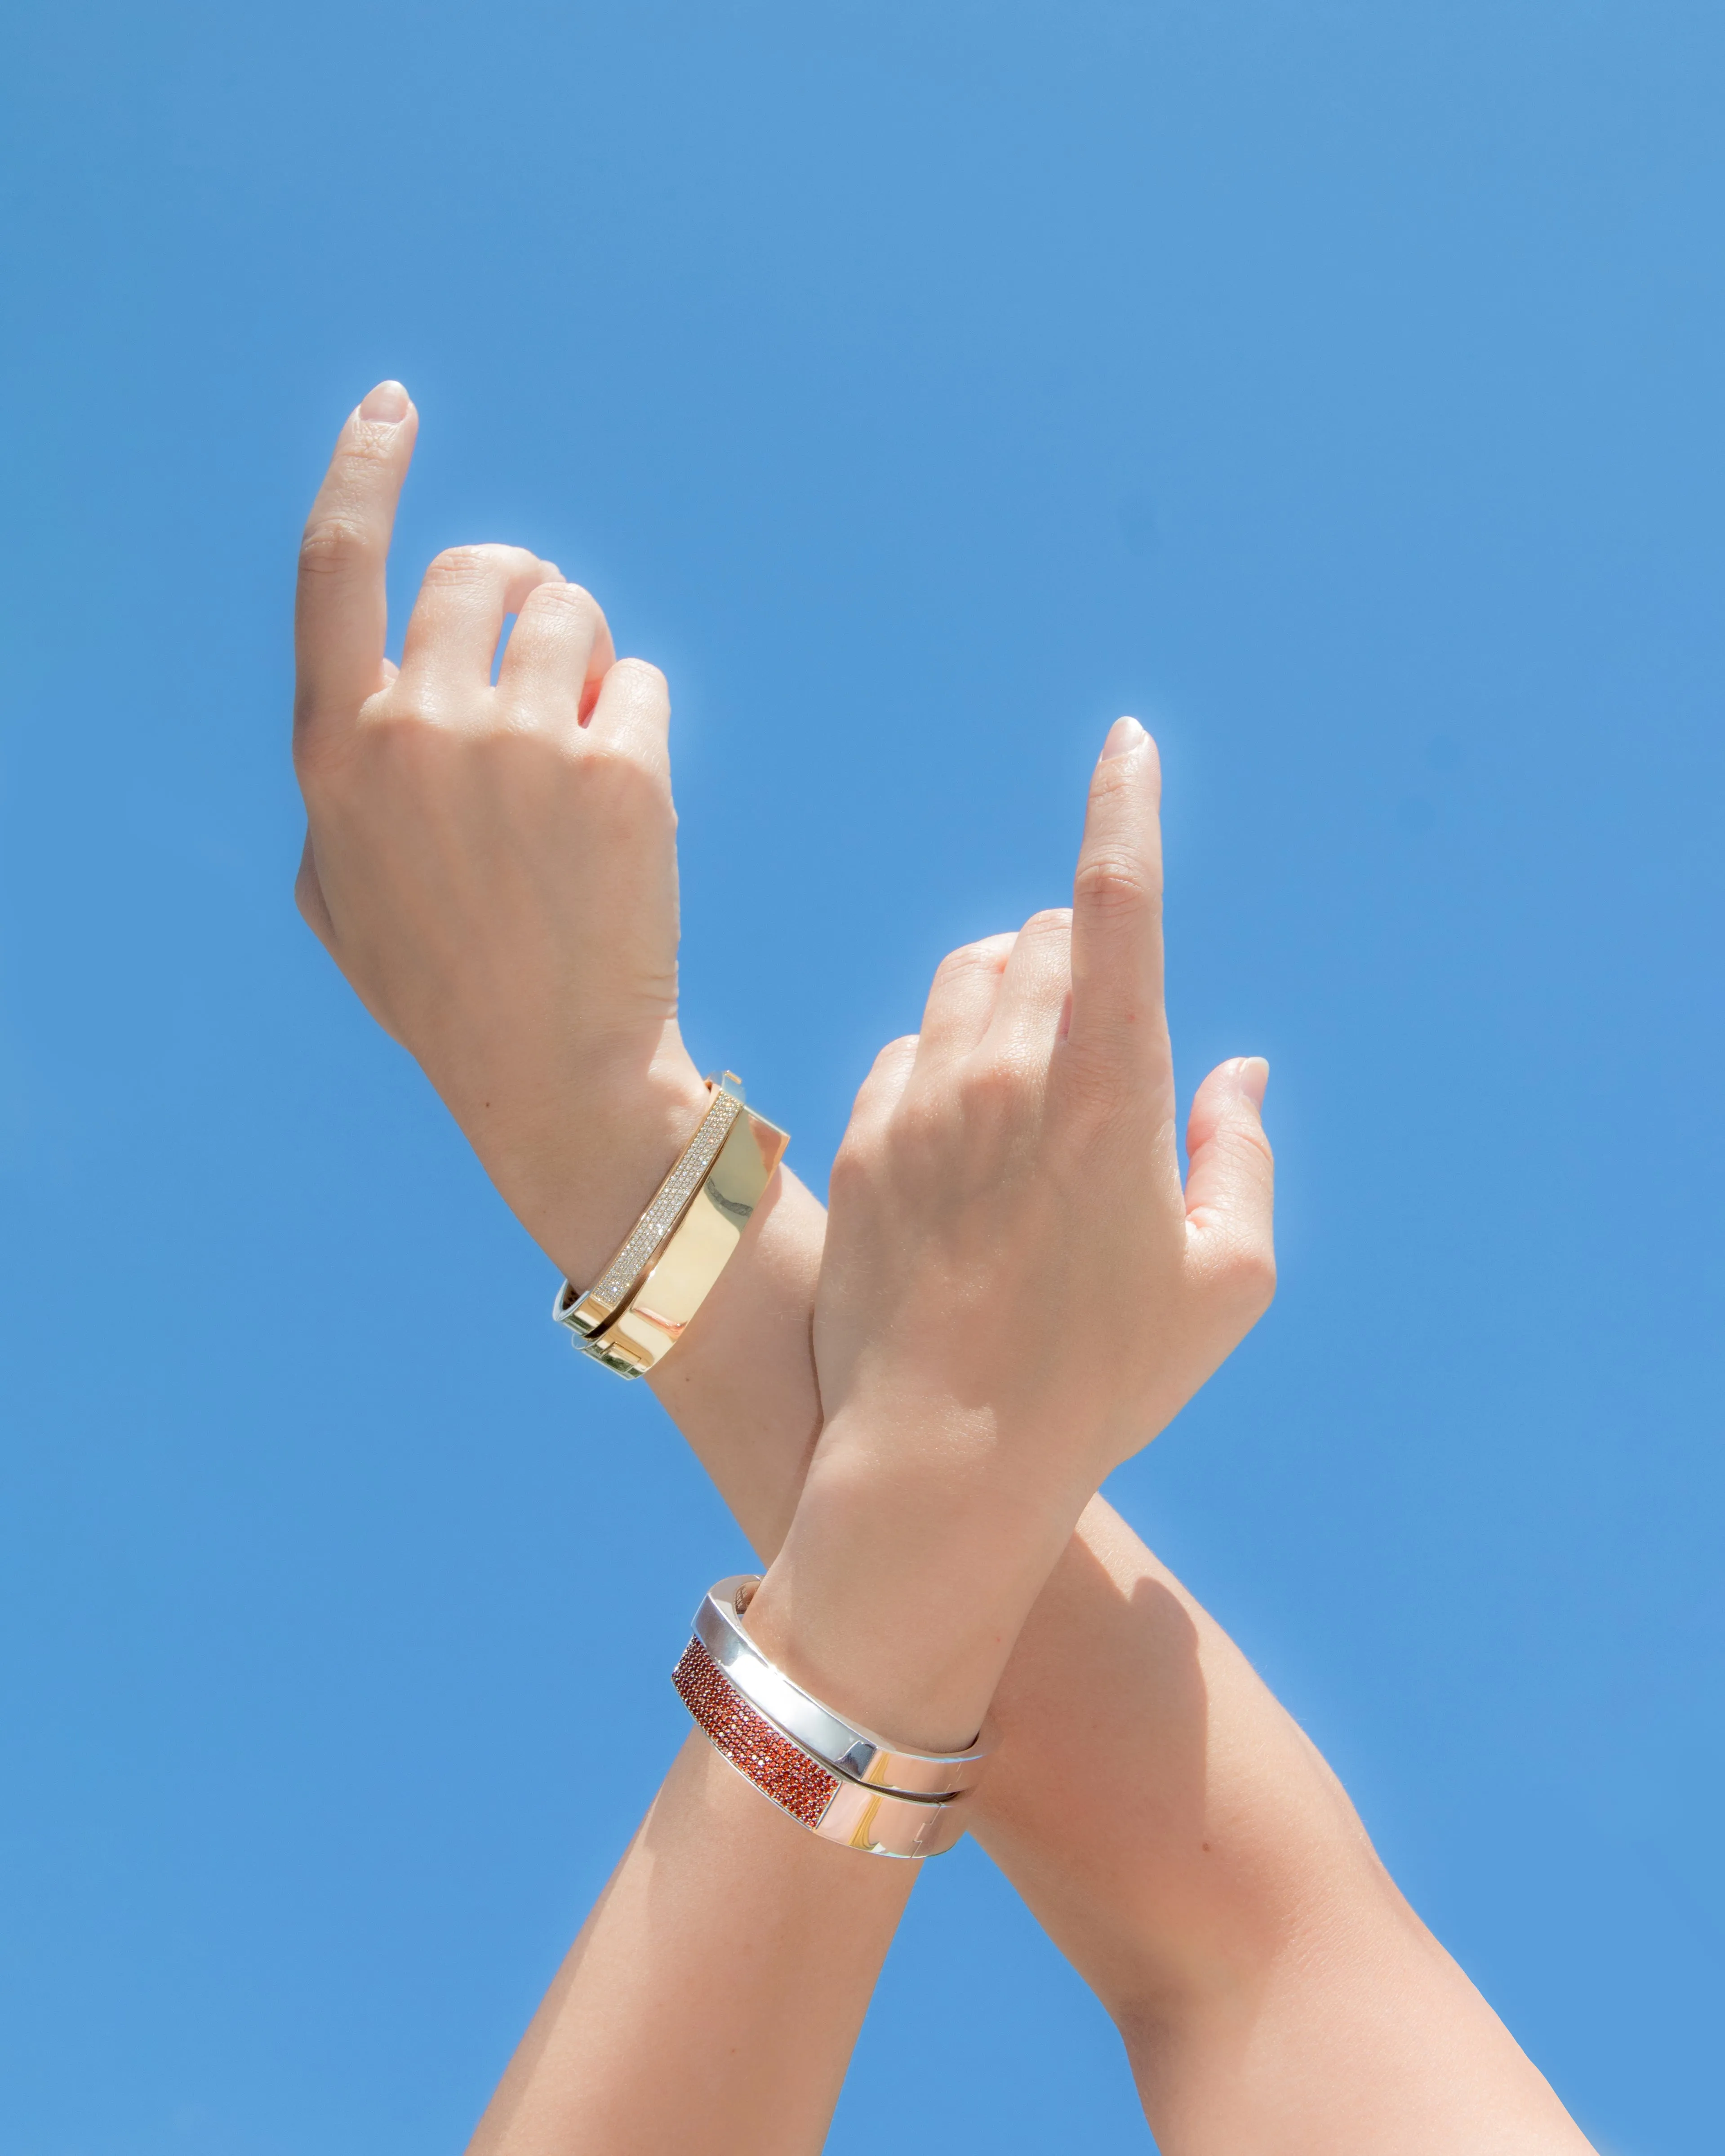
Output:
[1183, 1057, 1276, 1317]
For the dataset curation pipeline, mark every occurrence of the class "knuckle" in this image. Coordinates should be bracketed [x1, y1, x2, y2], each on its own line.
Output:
[1220, 1240, 1278, 1316]
[958, 1048, 1032, 1117]
[1204, 1114, 1276, 1186]
[569, 732, 662, 804]
[1020, 906, 1074, 940]
[889, 1086, 947, 1162]
[295, 693, 453, 794]
[298, 515, 373, 577]
[943, 932, 1015, 976]
[382, 702, 445, 749]
[932, 943, 988, 990]
[1234, 1120, 1275, 1176]
[872, 1032, 919, 1075]
[849, 1040, 916, 1126]
[608, 655, 669, 700]
[829, 1128, 878, 1198]
[1191, 1211, 1277, 1320]
[361, 700, 462, 777]
[573, 735, 636, 782]
[423, 542, 511, 587]
[520, 578, 599, 626]
[1074, 852, 1157, 919]
[592, 658, 671, 734]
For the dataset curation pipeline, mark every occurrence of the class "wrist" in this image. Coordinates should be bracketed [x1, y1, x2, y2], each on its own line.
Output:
[642, 1165, 826, 1557]
[465, 1038, 710, 1291]
[815, 1342, 1123, 1498]
[744, 1405, 1088, 1753]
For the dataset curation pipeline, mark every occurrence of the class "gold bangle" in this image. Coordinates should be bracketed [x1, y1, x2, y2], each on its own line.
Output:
[552, 1073, 788, 1379]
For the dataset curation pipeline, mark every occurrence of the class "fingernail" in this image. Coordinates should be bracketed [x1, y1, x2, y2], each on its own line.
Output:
[1100, 715, 1147, 761]
[1237, 1056, 1270, 1107]
[359, 380, 409, 424]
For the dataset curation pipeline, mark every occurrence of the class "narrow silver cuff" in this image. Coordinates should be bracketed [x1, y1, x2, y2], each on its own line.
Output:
[696, 1577, 994, 1799]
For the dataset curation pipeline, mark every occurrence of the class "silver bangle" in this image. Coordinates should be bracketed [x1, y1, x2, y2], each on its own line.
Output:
[673, 1631, 971, 1860]
[696, 1577, 992, 1797]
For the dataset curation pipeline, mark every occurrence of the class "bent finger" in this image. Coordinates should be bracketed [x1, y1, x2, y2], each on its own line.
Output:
[914, 934, 1017, 1074]
[844, 1034, 921, 1152]
[1183, 1057, 1276, 1311]
[396, 543, 560, 698]
[982, 908, 1071, 1064]
[294, 381, 418, 752]
[496, 580, 616, 733]
[585, 656, 672, 771]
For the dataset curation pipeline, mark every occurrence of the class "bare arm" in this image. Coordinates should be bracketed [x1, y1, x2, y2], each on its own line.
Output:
[293, 387, 1592, 2154]
[665, 1226, 1585, 2151]
[661, 1192, 1585, 2148]
[988, 1503, 1589, 2152]
[465, 1735, 913, 2156]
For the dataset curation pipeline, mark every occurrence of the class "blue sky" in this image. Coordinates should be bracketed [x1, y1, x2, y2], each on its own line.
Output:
[1, 3, 1721, 2150]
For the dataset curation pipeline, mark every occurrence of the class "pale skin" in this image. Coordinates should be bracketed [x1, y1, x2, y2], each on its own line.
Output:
[293, 381, 1596, 2155]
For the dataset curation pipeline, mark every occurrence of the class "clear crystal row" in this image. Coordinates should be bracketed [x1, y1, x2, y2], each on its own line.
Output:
[587, 1092, 743, 1311]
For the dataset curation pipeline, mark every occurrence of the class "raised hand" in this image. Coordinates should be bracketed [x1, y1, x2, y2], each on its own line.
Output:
[816, 714, 1275, 1485]
[293, 413, 1595, 2153]
[292, 382, 708, 1289]
[746, 717, 1276, 1750]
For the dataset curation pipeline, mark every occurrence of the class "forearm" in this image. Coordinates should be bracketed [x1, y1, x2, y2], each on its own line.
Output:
[632, 1194, 1588, 2153]
[645, 1165, 827, 1557]
[985, 1502, 1592, 2153]
[289, 396, 1583, 2146]
[467, 1732, 913, 2156]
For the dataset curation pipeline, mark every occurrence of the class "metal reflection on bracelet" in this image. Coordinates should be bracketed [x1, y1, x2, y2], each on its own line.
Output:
[696, 1576, 993, 1798]
[552, 1073, 789, 1379]
[673, 1633, 970, 1859]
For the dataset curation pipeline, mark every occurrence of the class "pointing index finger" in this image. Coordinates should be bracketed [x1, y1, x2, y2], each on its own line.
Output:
[293, 380, 418, 753]
[1063, 716, 1170, 1091]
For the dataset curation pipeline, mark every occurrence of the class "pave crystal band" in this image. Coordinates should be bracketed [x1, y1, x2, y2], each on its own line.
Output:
[696, 1577, 991, 1797]
[556, 1079, 743, 1341]
[673, 1636, 840, 1828]
[673, 1633, 970, 1860]
[580, 1089, 742, 1322]
[554, 1074, 789, 1379]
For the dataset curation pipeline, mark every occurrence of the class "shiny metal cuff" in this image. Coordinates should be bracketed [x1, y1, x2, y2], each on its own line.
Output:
[696, 1577, 991, 1797]
[553, 1073, 788, 1379]
[673, 1635, 969, 1859]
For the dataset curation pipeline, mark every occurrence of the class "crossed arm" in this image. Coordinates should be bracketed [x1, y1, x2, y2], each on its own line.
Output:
[293, 384, 1592, 2155]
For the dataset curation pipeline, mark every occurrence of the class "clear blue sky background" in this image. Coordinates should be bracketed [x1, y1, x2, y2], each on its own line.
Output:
[1, 4, 1720, 2151]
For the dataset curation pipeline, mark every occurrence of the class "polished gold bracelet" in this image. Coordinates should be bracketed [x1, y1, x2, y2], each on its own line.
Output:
[552, 1073, 788, 1378]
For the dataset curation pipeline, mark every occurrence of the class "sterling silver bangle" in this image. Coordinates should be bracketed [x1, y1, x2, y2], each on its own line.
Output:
[696, 1577, 992, 1797]
[672, 1632, 970, 1859]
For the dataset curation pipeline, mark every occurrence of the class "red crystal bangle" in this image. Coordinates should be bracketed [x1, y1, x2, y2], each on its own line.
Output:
[672, 1633, 970, 1860]
[674, 1636, 840, 1827]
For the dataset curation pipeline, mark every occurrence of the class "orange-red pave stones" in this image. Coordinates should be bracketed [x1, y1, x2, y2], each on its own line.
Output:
[672, 1636, 839, 1830]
